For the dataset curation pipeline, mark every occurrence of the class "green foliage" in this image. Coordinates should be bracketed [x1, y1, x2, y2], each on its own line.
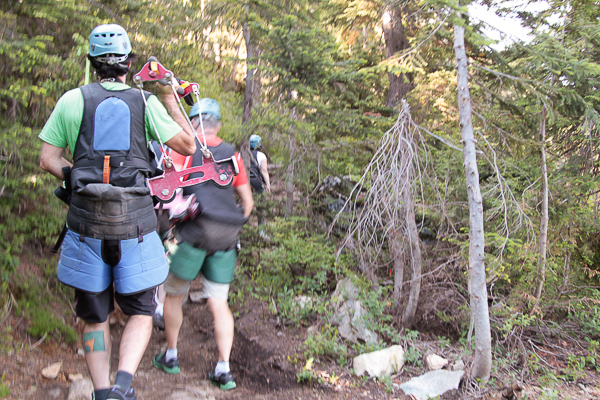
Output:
[296, 357, 316, 383]
[24, 306, 77, 344]
[357, 285, 397, 337]
[568, 290, 600, 338]
[0, 374, 9, 398]
[12, 275, 77, 344]
[238, 217, 348, 324]
[404, 346, 423, 368]
[301, 324, 348, 367]
[377, 374, 394, 393]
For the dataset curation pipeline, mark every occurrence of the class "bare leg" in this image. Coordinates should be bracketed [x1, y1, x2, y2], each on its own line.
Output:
[117, 315, 152, 374]
[83, 321, 112, 390]
[164, 294, 185, 349]
[157, 285, 166, 308]
[207, 298, 234, 362]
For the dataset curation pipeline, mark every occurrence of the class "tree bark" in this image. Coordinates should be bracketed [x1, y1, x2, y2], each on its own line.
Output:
[242, 5, 260, 124]
[453, 21, 492, 381]
[285, 107, 296, 217]
[399, 104, 422, 326]
[557, 251, 570, 299]
[392, 236, 405, 307]
[382, 5, 413, 108]
[534, 107, 549, 302]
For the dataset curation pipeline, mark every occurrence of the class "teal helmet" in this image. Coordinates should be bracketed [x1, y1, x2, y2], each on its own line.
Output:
[250, 134, 262, 150]
[89, 24, 131, 65]
[189, 98, 221, 121]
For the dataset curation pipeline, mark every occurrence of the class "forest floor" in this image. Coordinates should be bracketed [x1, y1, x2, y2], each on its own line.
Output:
[2, 178, 599, 400]
[2, 272, 599, 400]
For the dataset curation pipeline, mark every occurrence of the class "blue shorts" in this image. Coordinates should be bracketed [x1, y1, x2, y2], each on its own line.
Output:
[57, 229, 169, 294]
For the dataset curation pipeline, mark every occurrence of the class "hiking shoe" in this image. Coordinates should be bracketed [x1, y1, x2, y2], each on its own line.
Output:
[153, 352, 180, 374]
[153, 313, 165, 330]
[106, 386, 136, 400]
[209, 371, 237, 390]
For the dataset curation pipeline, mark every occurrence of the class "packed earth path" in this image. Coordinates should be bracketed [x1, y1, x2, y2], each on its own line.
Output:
[2, 276, 391, 400]
[2, 179, 600, 400]
[4, 285, 600, 400]
[2, 260, 600, 400]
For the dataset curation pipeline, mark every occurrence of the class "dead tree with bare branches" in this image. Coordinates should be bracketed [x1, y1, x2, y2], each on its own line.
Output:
[333, 101, 426, 327]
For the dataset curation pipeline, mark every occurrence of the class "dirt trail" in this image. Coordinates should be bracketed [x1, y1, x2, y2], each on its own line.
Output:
[3, 277, 352, 400]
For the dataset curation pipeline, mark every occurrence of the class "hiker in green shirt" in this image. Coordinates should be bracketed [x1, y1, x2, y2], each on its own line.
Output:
[39, 24, 195, 400]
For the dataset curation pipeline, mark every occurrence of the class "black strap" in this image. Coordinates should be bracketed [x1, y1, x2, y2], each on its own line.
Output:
[79, 224, 86, 242]
[52, 224, 69, 253]
[73, 157, 150, 169]
[157, 202, 164, 232]
[138, 224, 143, 243]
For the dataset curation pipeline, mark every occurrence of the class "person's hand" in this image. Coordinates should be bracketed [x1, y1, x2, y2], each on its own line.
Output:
[156, 79, 180, 96]
[265, 184, 271, 194]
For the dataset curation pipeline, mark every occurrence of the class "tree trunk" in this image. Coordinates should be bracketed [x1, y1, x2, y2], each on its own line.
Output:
[557, 251, 570, 299]
[242, 5, 259, 124]
[453, 21, 492, 381]
[534, 107, 549, 302]
[391, 236, 405, 307]
[382, 5, 413, 108]
[399, 105, 422, 326]
[285, 108, 296, 217]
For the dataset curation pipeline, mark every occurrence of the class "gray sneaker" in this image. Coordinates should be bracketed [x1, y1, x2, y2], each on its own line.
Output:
[106, 386, 136, 400]
[153, 313, 165, 330]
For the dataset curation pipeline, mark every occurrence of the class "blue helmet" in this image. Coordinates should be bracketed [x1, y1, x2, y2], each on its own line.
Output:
[89, 24, 132, 64]
[250, 134, 262, 150]
[189, 98, 221, 121]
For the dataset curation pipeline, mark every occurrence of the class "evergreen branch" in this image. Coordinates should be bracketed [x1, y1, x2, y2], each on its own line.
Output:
[85, 0, 121, 22]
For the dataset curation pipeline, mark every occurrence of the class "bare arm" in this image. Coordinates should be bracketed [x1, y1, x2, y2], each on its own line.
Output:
[234, 183, 254, 218]
[260, 160, 271, 193]
[40, 142, 72, 180]
[157, 85, 196, 156]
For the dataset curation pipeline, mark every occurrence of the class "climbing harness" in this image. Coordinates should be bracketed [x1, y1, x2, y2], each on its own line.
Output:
[132, 57, 239, 203]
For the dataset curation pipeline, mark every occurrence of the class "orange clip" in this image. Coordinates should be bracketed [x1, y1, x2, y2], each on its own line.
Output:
[103, 155, 111, 184]
[150, 61, 159, 73]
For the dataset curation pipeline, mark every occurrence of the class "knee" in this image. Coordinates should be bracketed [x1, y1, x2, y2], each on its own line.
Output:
[166, 293, 185, 303]
[207, 298, 230, 315]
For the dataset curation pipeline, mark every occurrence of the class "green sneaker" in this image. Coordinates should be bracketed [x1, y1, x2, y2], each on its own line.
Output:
[209, 371, 237, 390]
[153, 352, 180, 374]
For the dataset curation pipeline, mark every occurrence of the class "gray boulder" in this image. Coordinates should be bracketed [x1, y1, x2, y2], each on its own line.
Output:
[67, 378, 94, 400]
[353, 345, 405, 377]
[399, 370, 465, 400]
[332, 278, 378, 343]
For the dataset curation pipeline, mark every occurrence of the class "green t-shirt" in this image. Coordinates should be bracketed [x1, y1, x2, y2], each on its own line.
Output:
[38, 81, 181, 154]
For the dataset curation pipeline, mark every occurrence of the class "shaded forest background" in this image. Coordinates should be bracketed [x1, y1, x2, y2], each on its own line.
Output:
[1, 0, 600, 396]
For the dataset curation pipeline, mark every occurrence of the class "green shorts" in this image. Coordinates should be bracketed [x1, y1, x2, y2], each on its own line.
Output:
[164, 238, 236, 284]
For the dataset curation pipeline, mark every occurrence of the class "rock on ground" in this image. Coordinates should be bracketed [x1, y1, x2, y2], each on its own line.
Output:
[353, 345, 404, 377]
[67, 378, 94, 400]
[399, 370, 465, 400]
[294, 295, 313, 309]
[425, 354, 448, 370]
[332, 278, 378, 343]
[41, 361, 62, 379]
[165, 384, 217, 399]
[452, 359, 465, 371]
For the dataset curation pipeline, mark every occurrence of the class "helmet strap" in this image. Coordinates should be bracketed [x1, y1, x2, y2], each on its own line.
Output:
[96, 54, 129, 65]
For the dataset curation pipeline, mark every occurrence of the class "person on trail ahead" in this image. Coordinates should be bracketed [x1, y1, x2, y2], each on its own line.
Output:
[248, 134, 270, 227]
[38, 24, 196, 400]
[249, 134, 271, 195]
[153, 98, 253, 391]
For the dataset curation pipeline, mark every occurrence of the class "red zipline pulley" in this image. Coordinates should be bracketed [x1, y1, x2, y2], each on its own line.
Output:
[133, 57, 174, 83]
[147, 154, 239, 203]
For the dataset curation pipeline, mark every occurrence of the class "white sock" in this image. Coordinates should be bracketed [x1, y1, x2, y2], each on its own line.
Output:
[215, 361, 230, 376]
[155, 303, 164, 317]
[165, 348, 178, 361]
